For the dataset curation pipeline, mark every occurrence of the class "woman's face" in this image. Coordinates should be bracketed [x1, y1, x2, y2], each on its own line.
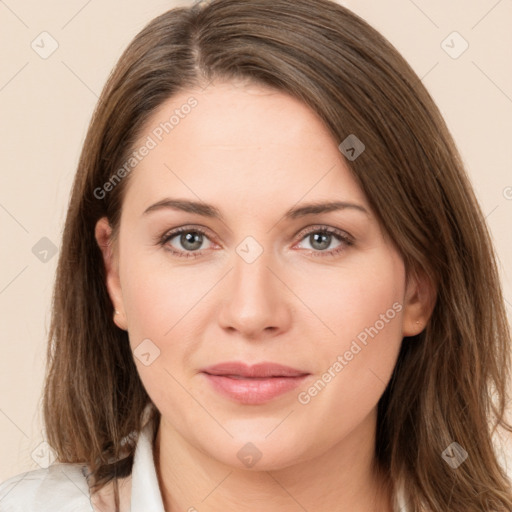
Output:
[96, 80, 428, 470]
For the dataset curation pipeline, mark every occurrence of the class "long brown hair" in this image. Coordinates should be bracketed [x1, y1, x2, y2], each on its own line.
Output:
[42, 0, 512, 510]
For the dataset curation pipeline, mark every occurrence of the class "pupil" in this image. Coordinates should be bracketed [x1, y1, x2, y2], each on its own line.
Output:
[311, 233, 330, 250]
[182, 232, 202, 250]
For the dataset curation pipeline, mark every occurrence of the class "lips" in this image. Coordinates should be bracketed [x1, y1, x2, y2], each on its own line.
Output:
[200, 361, 310, 404]
[201, 361, 308, 378]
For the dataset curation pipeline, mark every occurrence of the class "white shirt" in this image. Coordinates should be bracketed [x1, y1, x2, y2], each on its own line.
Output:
[1, 412, 510, 511]
[0, 414, 165, 512]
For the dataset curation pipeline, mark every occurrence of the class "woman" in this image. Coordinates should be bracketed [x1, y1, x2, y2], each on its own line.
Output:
[1, 0, 511, 510]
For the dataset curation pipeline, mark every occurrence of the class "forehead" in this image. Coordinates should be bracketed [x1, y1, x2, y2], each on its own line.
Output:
[122, 80, 369, 217]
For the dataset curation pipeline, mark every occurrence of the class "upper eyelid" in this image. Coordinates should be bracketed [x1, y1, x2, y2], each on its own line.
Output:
[161, 225, 215, 243]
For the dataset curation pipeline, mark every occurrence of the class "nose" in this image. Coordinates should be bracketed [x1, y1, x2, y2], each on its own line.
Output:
[217, 244, 293, 340]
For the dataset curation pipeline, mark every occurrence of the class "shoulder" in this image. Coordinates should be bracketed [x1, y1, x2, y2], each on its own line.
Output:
[0, 463, 93, 512]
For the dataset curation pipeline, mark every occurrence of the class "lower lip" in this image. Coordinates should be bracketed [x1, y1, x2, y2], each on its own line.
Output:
[202, 373, 309, 405]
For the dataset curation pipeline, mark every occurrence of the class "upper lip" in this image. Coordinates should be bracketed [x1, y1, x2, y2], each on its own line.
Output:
[201, 361, 309, 378]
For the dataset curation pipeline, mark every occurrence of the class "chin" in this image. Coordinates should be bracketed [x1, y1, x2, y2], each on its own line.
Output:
[204, 436, 313, 472]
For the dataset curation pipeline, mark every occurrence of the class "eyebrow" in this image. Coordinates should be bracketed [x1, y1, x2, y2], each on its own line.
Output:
[142, 198, 369, 220]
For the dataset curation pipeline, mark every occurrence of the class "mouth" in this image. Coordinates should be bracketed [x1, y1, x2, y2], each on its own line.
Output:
[200, 361, 310, 404]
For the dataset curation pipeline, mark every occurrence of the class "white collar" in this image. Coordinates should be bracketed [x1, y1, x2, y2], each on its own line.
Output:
[129, 413, 166, 512]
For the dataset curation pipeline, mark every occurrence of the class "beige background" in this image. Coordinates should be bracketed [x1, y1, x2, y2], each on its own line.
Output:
[1, 0, 511, 480]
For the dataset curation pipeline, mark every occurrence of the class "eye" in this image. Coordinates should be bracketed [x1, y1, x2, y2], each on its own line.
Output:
[294, 226, 353, 257]
[156, 225, 354, 259]
[158, 226, 215, 258]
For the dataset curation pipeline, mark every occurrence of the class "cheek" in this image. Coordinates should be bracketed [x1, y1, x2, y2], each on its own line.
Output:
[119, 244, 215, 339]
[328, 252, 405, 381]
[118, 249, 217, 393]
[294, 253, 405, 439]
[292, 249, 405, 352]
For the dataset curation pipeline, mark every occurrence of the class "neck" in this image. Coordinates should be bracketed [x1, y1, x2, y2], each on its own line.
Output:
[153, 410, 394, 512]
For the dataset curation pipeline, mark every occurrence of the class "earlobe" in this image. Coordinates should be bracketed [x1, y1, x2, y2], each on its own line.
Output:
[94, 217, 127, 331]
[401, 267, 437, 337]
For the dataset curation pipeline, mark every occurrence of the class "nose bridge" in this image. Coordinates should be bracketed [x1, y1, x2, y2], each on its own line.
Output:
[217, 234, 290, 337]
[233, 241, 273, 297]
[232, 236, 278, 310]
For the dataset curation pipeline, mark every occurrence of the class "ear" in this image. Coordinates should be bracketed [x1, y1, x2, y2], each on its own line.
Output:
[401, 266, 436, 337]
[94, 217, 127, 331]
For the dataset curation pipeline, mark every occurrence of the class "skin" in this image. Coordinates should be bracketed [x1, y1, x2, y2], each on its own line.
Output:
[95, 80, 434, 512]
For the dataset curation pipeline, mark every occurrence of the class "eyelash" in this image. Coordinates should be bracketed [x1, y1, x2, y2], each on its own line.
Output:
[156, 225, 354, 260]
